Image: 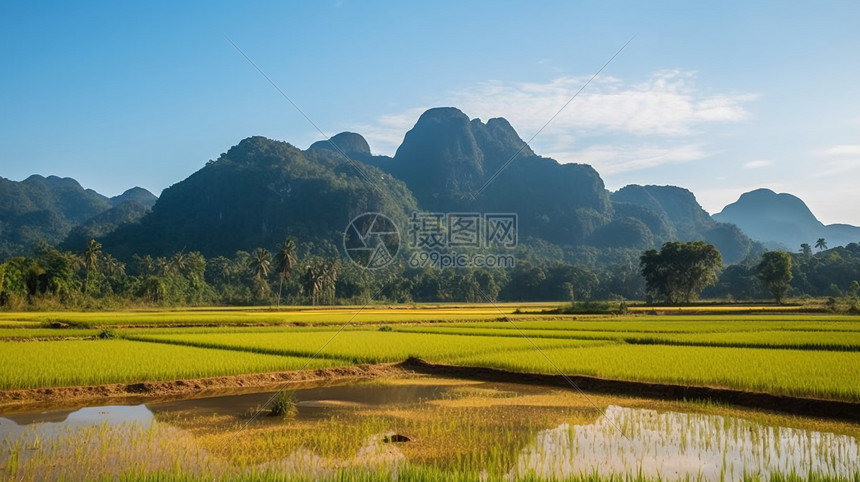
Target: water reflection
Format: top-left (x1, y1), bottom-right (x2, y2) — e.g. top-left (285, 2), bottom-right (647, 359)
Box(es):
top-left (0, 405), bottom-right (152, 440)
top-left (2, 384), bottom-right (859, 480)
top-left (509, 405), bottom-right (860, 480)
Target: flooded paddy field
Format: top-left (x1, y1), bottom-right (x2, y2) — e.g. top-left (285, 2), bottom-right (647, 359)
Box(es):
top-left (2, 308), bottom-right (859, 480)
top-left (2, 376), bottom-right (859, 481)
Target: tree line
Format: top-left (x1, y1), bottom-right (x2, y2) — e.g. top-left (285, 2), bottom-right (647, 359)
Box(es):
top-left (1, 237), bottom-right (858, 309)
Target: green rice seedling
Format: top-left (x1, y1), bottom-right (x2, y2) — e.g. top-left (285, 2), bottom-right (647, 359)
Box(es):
top-left (0, 339), bottom-right (344, 389)
top-left (125, 330), bottom-right (607, 365)
top-left (451, 344), bottom-right (860, 401)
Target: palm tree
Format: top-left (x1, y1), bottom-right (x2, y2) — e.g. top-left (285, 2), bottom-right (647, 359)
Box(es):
top-left (134, 254), bottom-right (155, 277)
top-left (248, 248), bottom-right (272, 301)
top-left (249, 248), bottom-right (272, 279)
top-left (320, 258), bottom-right (340, 305)
top-left (169, 251), bottom-right (189, 278)
top-left (207, 256), bottom-right (232, 286)
top-left (154, 257), bottom-right (170, 277)
top-left (184, 251), bottom-right (207, 286)
top-left (82, 239), bottom-right (102, 294)
top-left (303, 262), bottom-right (324, 306)
top-left (102, 254), bottom-right (126, 278)
top-left (273, 238), bottom-right (297, 309)
top-left (815, 238), bottom-right (828, 251)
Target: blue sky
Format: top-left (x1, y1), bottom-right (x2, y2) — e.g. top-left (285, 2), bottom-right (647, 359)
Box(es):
top-left (2, 1), bottom-right (859, 225)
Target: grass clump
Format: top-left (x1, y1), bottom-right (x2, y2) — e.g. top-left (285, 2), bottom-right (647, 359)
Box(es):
top-left (269, 391), bottom-right (297, 418)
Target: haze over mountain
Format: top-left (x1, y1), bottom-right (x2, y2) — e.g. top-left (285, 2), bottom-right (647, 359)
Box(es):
top-left (0, 175), bottom-right (156, 258)
top-left (7, 108), bottom-right (856, 266)
top-left (94, 107), bottom-right (757, 264)
top-left (713, 188), bottom-right (860, 250)
top-left (608, 185), bottom-right (753, 264)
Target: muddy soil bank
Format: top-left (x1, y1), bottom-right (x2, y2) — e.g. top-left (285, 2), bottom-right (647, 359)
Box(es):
top-left (3, 358), bottom-right (858, 422)
top-left (0, 363), bottom-right (412, 412)
top-left (403, 358), bottom-right (860, 422)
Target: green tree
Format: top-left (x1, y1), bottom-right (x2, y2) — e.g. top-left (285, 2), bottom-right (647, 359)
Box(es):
top-left (273, 238), bottom-right (298, 308)
top-left (303, 261), bottom-right (324, 305)
top-left (0, 262), bottom-right (6, 301)
top-left (815, 238), bottom-right (828, 251)
top-left (757, 251), bottom-right (793, 304)
top-left (248, 248), bottom-right (272, 301)
top-left (168, 251), bottom-right (190, 278)
top-left (34, 243), bottom-right (82, 302)
top-left (82, 239), bottom-right (102, 294)
top-left (848, 280), bottom-right (859, 298)
top-left (640, 241), bottom-right (723, 304)
top-left (320, 258), bottom-right (340, 305)
top-left (800, 243), bottom-right (812, 256)
top-left (301, 257), bottom-right (340, 305)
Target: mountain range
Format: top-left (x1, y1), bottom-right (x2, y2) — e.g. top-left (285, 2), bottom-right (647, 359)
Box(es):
top-left (0, 175), bottom-right (156, 259)
top-left (1, 107), bottom-right (856, 263)
top-left (713, 189), bottom-right (860, 250)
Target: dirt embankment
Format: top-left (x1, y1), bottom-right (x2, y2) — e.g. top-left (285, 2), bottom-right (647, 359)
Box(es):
top-left (0, 363), bottom-right (411, 412)
top-left (401, 358), bottom-right (860, 422)
top-left (2, 359), bottom-right (859, 423)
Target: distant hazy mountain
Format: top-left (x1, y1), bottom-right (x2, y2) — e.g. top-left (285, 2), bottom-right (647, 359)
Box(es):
top-left (0, 108), bottom-right (767, 266)
top-left (604, 185), bottom-right (755, 264)
top-left (110, 187), bottom-right (157, 208)
top-left (713, 188), bottom-right (860, 250)
top-left (0, 175), bottom-right (156, 258)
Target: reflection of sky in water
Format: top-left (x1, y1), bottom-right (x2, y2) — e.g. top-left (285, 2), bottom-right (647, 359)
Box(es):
top-left (2, 395), bottom-right (859, 479)
top-left (0, 405), bottom-right (152, 440)
top-left (509, 405), bottom-right (860, 480)
top-left (0, 404), bottom-right (154, 472)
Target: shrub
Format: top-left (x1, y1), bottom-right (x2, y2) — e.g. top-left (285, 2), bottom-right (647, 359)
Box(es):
top-left (269, 391), bottom-right (296, 418)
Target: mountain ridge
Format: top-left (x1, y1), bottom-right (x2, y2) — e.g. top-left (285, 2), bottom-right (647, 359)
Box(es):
top-left (93, 107), bottom-right (756, 263)
top-left (0, 175), bottom-right (156, 258)
top-left (713, 188), bottom-right (860, 250)
top-left (5, 108), bottom-right (855, 265)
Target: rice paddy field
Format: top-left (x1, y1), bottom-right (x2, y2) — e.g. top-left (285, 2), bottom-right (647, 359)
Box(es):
top-left (1, 304), bottom-right (859, 480)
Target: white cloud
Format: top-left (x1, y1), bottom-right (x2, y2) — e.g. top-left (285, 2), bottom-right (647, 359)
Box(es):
top-left (546, 143), bottom-right (710, 176)
top-left (820, 144), bottom-right (860, 157)
top-left (743, 160), bottom-right (773, 169)
top-left (448, 70), bottom-right (755, 138)
top-left (352, 107), bottom-right (428, 155)
top-left (811, 144), bottom-right (860, 179)
top-left (357, 70), bottom-right (756, 178)
top-left (810, 159), bottom-right (860, 179)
